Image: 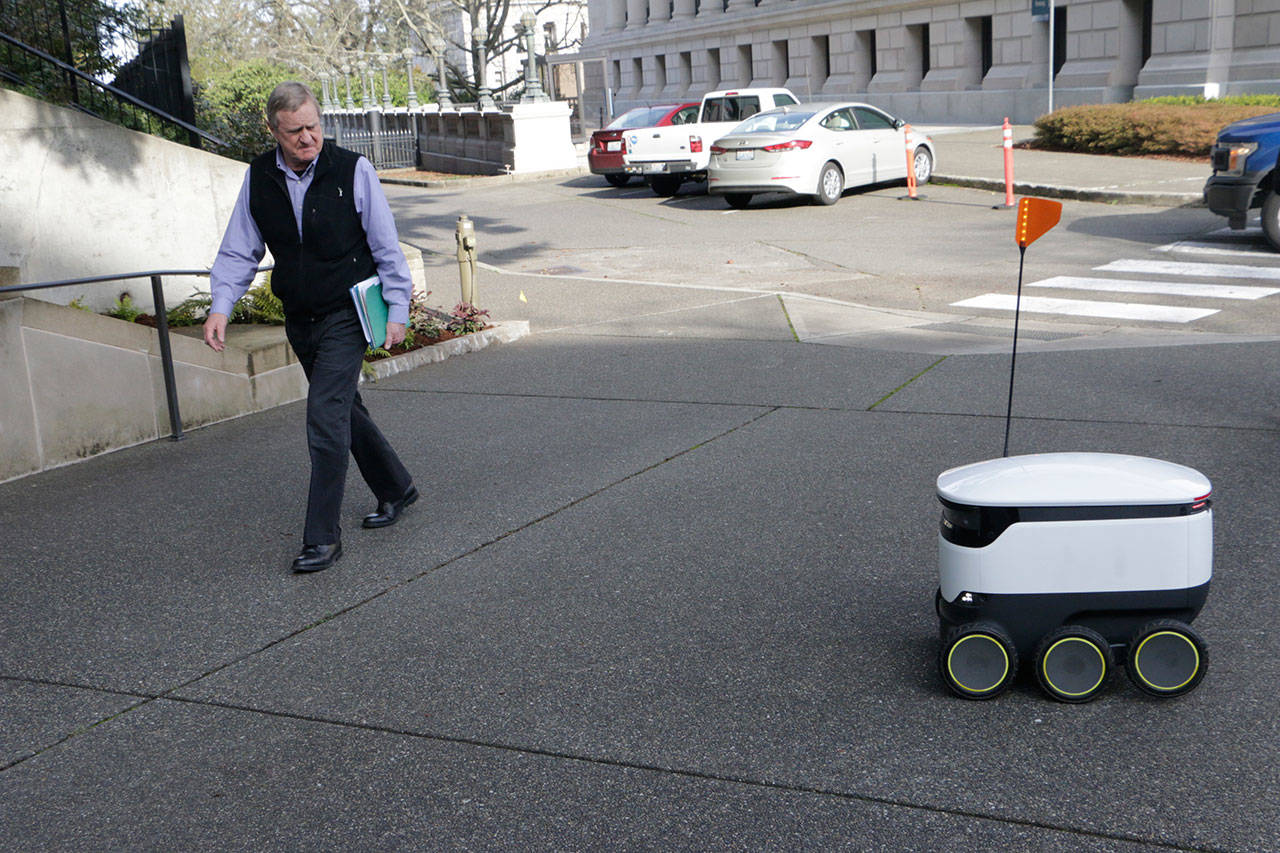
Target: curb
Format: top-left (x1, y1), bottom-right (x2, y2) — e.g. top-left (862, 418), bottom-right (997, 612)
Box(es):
top-left (935, 173), bottom-right (1204, 207)
top-left (380, 165), bottom-right (589, 190)
top-left (360, 320), bottom-right (530, 383)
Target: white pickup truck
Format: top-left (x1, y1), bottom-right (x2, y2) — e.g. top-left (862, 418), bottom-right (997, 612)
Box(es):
top-left (623, 87), bottom-right (799, 196)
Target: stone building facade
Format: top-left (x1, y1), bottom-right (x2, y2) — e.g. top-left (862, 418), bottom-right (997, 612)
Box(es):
top-left (580, 0), bottom-right (1280, 123)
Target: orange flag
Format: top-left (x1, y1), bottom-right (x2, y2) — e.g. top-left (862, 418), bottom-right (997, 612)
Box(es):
top-left (1016, 197), bottom-right (1062, 248)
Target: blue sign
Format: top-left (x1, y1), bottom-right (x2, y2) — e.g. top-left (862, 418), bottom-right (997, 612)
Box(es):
top-left (1031, 0), bottom-right (1050, 20)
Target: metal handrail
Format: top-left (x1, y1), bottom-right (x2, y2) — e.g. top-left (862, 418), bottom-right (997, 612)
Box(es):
top-left (0, 30), bottom-right (228, 149)
top-left (1, 266), bottom-right (271, 442)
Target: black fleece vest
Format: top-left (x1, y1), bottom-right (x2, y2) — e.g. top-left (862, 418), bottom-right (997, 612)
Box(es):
top-left (248, 144), bottom-right (377, 319)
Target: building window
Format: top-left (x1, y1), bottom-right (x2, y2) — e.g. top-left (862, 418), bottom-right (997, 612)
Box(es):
top-left (680, 51), bottom-right (693, 88)
top-left (980, 16), bottom-right (993, 79)
top-left (811, 35), bottom-right (830, 89)
top-left (856, 28), bottom-right (877, 82)
top-left (921, 23), bottom-right (931, 78)
top-left (656, 54), bottom-right (668, 90)
top-left (907, 24), bottom-right (929, 85)
top-left (772, 39), bottom-right (789, 86)
top-left (612, 59), bottom-right (622, 94)
top-left (1053, 6), bottom-right (1067, 76)
top-left (708, 47), bottom-right (721, 88)
top-left (738, 43), bottom-right (753, 84)
top-left (633, 56), bottom-right (644, 90)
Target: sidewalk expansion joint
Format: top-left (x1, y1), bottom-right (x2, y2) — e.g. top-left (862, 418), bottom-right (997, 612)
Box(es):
top-left (154, 694), bottom-right (1221, 853)
top-left (866, 357), bottom-right (948, 411)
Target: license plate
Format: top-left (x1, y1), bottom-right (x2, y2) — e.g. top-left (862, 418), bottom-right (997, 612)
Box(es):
top-left (735, 150), bottom-right (754, 161)
top-left (606, 141), bottom-right (621, 152)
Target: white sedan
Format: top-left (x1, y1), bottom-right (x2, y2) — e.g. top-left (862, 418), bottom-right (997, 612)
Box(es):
top-left (707, 102), bottom-right (935, 208)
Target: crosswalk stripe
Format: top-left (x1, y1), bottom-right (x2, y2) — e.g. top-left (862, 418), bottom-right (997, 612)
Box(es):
top-left (951, 294), bottom-right (1219, 323)
top-left (1029, 275), bottom-right (1280, 300)
top-left (1096, 259), bottom-right (1280, 281)
top-left (1153, 241), bottom-right (1276, 258)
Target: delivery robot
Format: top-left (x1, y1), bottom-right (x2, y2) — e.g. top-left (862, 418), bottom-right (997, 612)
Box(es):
top-left (935, 452), bottom-right (1212, 702)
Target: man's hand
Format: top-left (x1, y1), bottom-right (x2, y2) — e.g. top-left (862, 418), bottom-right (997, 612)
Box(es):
top-left (203, 312), bottom-right (229, 352)
top-left (385, 321), bottom-right (407, 348)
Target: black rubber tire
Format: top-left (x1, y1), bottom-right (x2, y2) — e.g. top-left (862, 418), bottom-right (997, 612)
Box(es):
top-left (604, 173), bottom-right (631, 188)
top-left (649, 176), bottom-right (682, 197)
top-left (814, 161), bottom-right (843, 206)
top-left (1262, 187), bottom-right (1280, 251)
top-left (725, 193), bottom-right (753, 209)
top-left (1034, 625), bottom-right (1113, 703)
top-left (1126, 619), bottom-right (1208, 698)
top-left (913, 147), bottom-right (934, 186)
top-left (939, 621), bottom-right (1018, 700)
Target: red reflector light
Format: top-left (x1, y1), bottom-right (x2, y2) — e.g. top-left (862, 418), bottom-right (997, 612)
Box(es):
top-left (761, 139), bottom-right (812, 152)
top-left (690, 135), bottom-right (703, 153)
top-left (709, 144), bottom-right (728, 154)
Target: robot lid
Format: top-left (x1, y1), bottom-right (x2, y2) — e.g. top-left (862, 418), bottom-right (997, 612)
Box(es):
top-left (937, 452), bottom-right (1211, 508)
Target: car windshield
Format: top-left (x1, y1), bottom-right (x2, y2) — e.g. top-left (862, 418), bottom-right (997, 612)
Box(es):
top-left (606, 106), bottom-right (675, 129)
top-left (732, 109), bottom-right (818, 134)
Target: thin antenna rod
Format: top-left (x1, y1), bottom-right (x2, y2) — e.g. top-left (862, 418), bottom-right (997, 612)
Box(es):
top-left (1003, 245), bottom-right (1028, 457)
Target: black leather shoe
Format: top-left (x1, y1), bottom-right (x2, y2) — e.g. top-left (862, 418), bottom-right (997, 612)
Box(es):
top-left (362, 486), bottom-right (419, 529)
top-left (292, 542), bottom-right (342, 573)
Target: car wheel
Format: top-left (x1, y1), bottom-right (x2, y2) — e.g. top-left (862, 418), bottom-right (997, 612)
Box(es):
top-left (815, 162), bottom-right (843, 206)
top-left (1034, 625), bottom-right (1112, 703)
top-left (605, 173), bottom-right (631, 188)
top-left (725, 193), bottom-right (752, 209)
top-left (1262, 187), bottom-right (1280, 251)
top-left (913, 147), bottom-right (934, 186)
top-left (939, 621), bottom-right (1018, 700)
top-left (1126, 619), bottom-right (1208, 698)
top-left (649, 176), bottom-right (682, 197)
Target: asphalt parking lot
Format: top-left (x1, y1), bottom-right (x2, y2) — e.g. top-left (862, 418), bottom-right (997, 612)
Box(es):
top-left (3, 152), bottom-right (1280, 849)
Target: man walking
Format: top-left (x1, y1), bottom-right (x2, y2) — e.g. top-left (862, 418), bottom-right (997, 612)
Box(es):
top-left (204, 81), bottom-right (418, 573)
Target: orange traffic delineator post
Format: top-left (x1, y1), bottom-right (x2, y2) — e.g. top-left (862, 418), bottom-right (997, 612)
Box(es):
top-left (901, 123), bottom-right (919, 200)
top-left (996, 117), bottom-right (1015, 209)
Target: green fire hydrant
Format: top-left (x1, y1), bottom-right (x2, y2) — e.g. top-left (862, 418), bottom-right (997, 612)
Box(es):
top-left (455, 214), bottom-right (477, 305)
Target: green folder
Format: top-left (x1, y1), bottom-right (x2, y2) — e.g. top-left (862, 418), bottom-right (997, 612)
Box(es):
top-left (349, 275), bottom-right (388, 348)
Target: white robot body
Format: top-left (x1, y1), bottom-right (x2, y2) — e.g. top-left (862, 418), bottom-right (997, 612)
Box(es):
top-left (935, 453), bottom-right (1213, 701)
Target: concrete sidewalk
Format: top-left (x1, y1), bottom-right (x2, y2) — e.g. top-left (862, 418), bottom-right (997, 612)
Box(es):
top-left (923, 124), bottom-right (1209, 206)
top-left (2, 252), bottom-right (1279, 849)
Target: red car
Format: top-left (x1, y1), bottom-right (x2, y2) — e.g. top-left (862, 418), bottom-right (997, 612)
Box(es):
top-left (589, 102), bottom-right (699, 187)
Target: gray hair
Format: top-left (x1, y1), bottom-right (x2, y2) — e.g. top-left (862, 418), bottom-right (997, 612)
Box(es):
top-left (265, 82), bottom-right (321, 129)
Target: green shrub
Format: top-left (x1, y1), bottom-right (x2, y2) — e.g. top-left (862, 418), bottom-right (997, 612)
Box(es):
top-left (1033, 101), bottom-right (1280, 157)
top-left (194, 60), bottom-right (310, 162)
top-left (107, 293), bottom-right (143, 322)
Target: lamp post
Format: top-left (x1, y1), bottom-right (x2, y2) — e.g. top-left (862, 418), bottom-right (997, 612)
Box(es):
top-left (472, 26), bottom-right (497, 110)
top-left (380, 61), bottom-right (393, 110)
top-left (318, 71), bottom-right (331, 109)
top-left (429, 34), bottom-right (453, 109)
top-left (402, 46), bottom-right (419, 109)
top-left (357, 59), bottom-right (371, 109)
top-left (518, 11), bottom-right (548, 102)
top-left (342, 63), bottom-right (355, 109)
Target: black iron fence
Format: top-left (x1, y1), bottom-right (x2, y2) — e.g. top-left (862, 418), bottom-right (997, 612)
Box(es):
top-left (0, 0), bottom-right (209, 148)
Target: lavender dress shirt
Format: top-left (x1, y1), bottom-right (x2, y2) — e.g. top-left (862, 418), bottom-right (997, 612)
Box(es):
top-left (209, 148), bottom-right (414, 325)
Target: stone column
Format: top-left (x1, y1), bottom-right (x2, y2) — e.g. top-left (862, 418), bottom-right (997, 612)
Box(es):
top-left (626, 0), bottom-right (647, 28)
top-left (672, 0), bottom-right (695, 21)
top-left (649, 0), bottom-right (671, 24)
top-left (606, 0), bottom-right (626, 31)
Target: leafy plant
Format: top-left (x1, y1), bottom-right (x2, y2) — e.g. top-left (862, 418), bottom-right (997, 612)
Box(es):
top-left (446, 302), bottom-right (490, 335)
top-left (67, 297), bottom-right (93, 312)
top-left (407, 291), bottom-right (443, 341)
top-left (107, 292), bottom-right (143, 322)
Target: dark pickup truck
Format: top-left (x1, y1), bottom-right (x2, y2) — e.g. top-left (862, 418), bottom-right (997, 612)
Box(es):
top-left (1204, 113), bottom-right (1280, 249)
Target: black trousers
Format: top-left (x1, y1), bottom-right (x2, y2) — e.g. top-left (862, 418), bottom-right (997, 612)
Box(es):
top-left (284, 306), bottom-right (413, 545)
